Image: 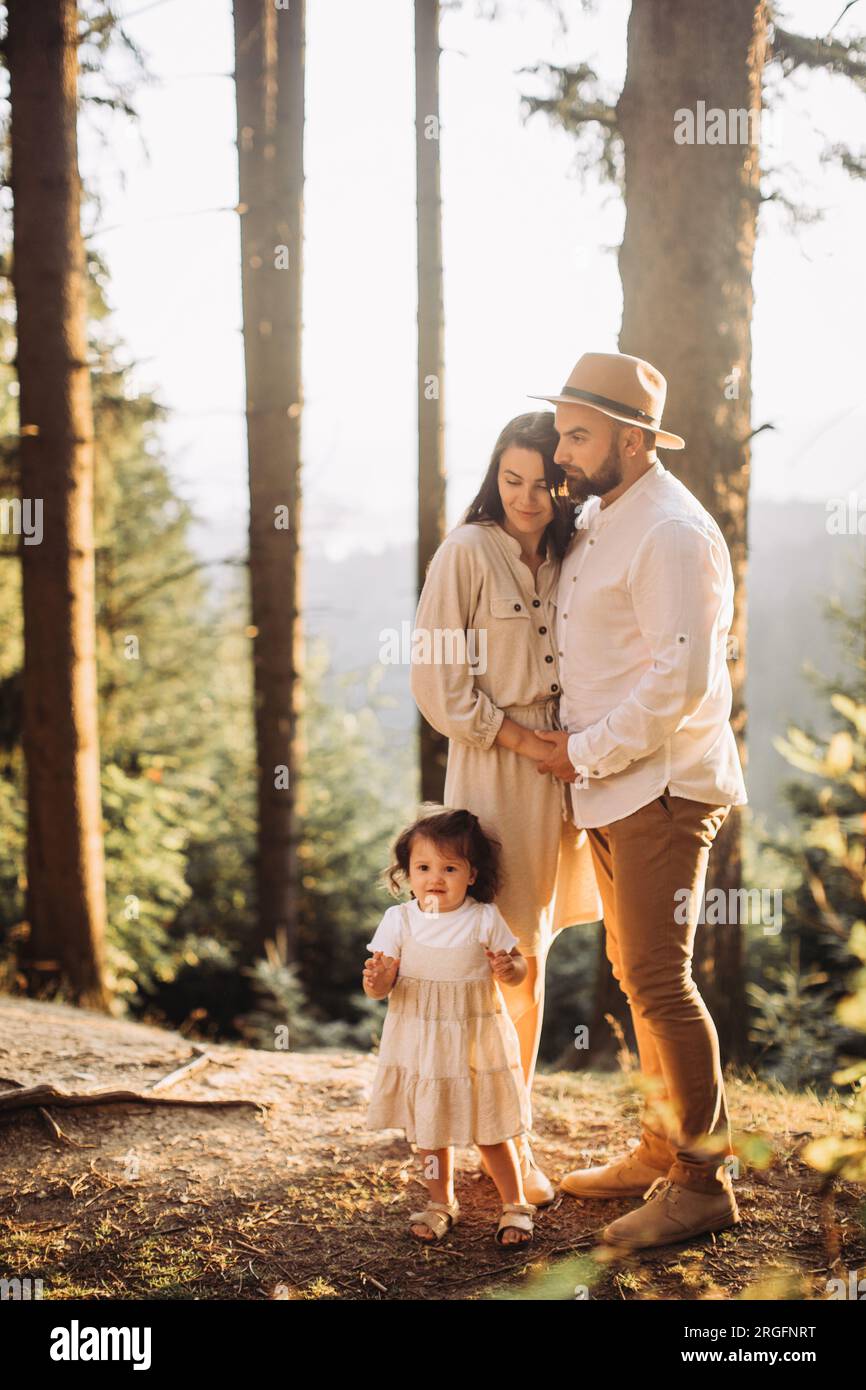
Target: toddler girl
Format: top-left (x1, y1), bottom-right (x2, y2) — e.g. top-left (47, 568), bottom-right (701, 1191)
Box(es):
top-left (363, 806), bottom-right (537, 1246)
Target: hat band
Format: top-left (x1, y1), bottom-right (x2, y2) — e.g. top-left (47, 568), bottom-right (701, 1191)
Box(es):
top-left (560, 386), bottom-right (658, 426)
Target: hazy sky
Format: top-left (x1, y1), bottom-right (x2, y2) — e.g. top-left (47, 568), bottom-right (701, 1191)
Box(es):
top-left (82, 0), bottom-right (866, 563)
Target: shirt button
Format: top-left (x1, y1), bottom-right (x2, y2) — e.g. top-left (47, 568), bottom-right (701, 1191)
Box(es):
top-left (532, 599), bottom-right (541, 608)
top-left (544, 654), bottom-right (554, 663)
top-left (558, 650), bottom-right (564, 657)
top-left (538, 626), bottom-right (547, 634)
top-left (513, 603), bottom-right (522, 612)
top-left (571, 575), bottom-right (577, 582)
top-left (588, 539), bottom-right (595, 546)
top-left (550, 683), bottom-right (559, 693)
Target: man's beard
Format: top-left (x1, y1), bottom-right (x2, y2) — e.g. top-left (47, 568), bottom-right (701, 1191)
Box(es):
top-left (565, 437), bottom-right (623, 501)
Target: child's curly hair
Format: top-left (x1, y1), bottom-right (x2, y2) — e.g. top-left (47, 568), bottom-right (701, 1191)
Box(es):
top-left (384, 804), bottom-right (502, 903)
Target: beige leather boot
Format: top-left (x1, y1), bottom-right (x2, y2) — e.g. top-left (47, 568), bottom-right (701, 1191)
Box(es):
top-left (559, 1151), bottom-right (669, 1199)
top-left (600, 1174), bottom-right (741, 1250)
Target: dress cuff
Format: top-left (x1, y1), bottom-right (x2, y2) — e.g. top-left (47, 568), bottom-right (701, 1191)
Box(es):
top-left (476, 700), bottom-right (506, 751)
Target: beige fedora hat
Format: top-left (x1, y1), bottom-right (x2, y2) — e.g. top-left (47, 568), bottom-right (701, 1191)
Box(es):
top-left (529, 351), bottom-right (685, 450)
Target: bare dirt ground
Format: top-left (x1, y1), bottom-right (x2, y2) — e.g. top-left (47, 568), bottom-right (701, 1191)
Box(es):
top-left (1, 995), bottom-right (864, 1301)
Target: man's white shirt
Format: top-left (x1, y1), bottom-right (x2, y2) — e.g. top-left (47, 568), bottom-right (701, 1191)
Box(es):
top-left (556, 459), bottom-right (748, 829)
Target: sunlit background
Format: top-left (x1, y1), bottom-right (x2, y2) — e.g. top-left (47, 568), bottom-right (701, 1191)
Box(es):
top-left (51, 0), bottom-right (866, 828)
top-left (88, 0), bottom-right (866, 566)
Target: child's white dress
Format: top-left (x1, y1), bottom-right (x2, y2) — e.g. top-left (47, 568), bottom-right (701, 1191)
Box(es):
top-left (365, 896), bottom-right (533, 1149)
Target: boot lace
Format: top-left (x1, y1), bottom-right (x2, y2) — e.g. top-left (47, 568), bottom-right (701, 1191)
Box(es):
top-left (642, 1176), bottom-right (677, 1203)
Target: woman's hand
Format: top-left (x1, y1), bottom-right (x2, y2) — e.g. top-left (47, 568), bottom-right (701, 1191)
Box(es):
top-left (494, 716), bottom-right (557, 763)
top-left (485, 947), bottom-right (527, 986)
top-left (534, 729), bottom-right (578, 781)
top-left (363, 951), bottom-right (399, 999)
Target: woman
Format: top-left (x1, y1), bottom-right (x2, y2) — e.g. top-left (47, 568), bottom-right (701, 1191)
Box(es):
top-left (410, 411), bottom-right (603, 1204)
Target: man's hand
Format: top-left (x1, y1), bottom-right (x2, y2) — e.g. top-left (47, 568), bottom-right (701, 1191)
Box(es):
top-left (533, 729), bottom-right (577, 782)
top-left (363, 951), bottom-right (399, 998)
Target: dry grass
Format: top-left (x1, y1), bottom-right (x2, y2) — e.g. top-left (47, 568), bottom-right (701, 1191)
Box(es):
top-left (0, 996), bottom-right (864, 1301)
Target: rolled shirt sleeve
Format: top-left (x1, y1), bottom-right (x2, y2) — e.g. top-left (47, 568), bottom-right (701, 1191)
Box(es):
top-left (566, 518), bottom-right (729, 780)
top-left (410, 539), bottom-right (506, 750)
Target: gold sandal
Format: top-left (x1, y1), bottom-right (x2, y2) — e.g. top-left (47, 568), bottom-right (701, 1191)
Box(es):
top-left (495, 1201), bottom-right (537, 1246)
top-left (408, 1198), bottom-right (459, 1243)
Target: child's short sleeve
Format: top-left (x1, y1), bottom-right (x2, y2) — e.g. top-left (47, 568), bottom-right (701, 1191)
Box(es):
top-left (366, 905), bottom-right (404, 959)
top-left (480, 903), bottom-right (520, 953)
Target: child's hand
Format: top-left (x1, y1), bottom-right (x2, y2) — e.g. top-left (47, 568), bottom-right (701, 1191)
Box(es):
top-left (363, 950), bottom-right (399, 998)
top-left (485, 947), bottom-right (520, 984)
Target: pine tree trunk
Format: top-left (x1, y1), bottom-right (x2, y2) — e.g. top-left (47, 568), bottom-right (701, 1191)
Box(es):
top-left (233, 0), bottom-right (305, 961)
top-left (415, 0), bottom-right (448, 803)
top-left (7, 0), bottom-right (109, 1008)
top-left (616, 0), bottom-right (768, 1061)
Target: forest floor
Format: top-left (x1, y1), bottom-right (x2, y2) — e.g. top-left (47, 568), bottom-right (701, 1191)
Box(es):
top-left (0, 995), bottom-right (864, 1302)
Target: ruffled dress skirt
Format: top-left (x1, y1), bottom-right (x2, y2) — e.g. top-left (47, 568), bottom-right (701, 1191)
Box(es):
top-left (366, 933), bottom-right (532, 1150)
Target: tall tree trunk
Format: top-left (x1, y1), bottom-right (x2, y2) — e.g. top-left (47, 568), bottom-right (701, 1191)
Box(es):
top-left (7, 0), bottom-right (109, 1008)
top-left (415, 0), bottom-right (448, 803)
top-left (617, 0), bottom-right (768, 1061)
top-left (233, 0), bottom-right (305, 961)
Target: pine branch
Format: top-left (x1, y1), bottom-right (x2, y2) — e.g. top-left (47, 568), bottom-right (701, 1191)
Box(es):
top-left (826, 1), bottom-right (864, 38)
top-left (770, 22), bottom-right (866, 92)
top-left (519, 61), bottom-right (621, 186)
top-left (823, 141), bottom-right (866, 176)
top-left (100, 555), bottom-right (246, 624)
top-left (519, 60), bottom-right (618, 129)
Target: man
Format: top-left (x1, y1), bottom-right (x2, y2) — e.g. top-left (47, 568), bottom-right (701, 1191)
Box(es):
top-left (529, 351), bottom-right (748, 1251)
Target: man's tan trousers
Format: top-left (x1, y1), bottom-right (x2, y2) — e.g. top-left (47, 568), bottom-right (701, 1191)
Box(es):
top-left (586, 789), bottom-right (733, 1194)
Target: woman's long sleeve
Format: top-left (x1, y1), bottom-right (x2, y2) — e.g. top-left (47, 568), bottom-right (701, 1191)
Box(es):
top-left (409, 538), bottom-right (505, 750)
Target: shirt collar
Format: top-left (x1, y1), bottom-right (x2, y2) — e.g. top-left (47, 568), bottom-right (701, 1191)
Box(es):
top-left (411, 896), bottom-right (473, 920)
top-left (488, 522), bottom-right (556, 590)
top-left (492, 524), bottom-right (524, 556)
top-left (574, 460), bottom-right (665, 533)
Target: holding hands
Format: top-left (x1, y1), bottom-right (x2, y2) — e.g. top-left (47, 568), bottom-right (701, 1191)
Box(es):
top-left (533, 729), bottom-right (577, 782)
top-left (498, 719), bottom-right (576, 782)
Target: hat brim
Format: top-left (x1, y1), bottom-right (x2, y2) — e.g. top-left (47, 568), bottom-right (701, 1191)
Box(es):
top-left (527, 393), bottom-right (685, 450)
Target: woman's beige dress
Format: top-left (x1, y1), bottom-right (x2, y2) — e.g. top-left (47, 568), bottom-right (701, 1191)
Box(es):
top-left (410, 520), bottom-right (602, 956)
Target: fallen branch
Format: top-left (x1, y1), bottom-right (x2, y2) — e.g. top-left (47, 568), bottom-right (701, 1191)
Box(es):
top-left (0, 1046), bottom-right (263, 1119)
top-left (0, 1082), bottom-right (263, 1116)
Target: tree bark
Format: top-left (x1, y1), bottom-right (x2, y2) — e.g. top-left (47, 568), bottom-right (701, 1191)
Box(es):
top-left (7, 0), bottom-right (109, 1008)
top-left (617, 0), bottom-right (769, 1061)
top-left (415, 0), bottom-right (448, 802)
top-left (233, 0), bottom-right (305, 960)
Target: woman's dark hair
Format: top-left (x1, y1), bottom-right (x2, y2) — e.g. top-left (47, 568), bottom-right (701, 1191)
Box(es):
top-left (460, 410), bottom-right (574, 562)
top-left (384, 805), bottom-right (502, 903)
